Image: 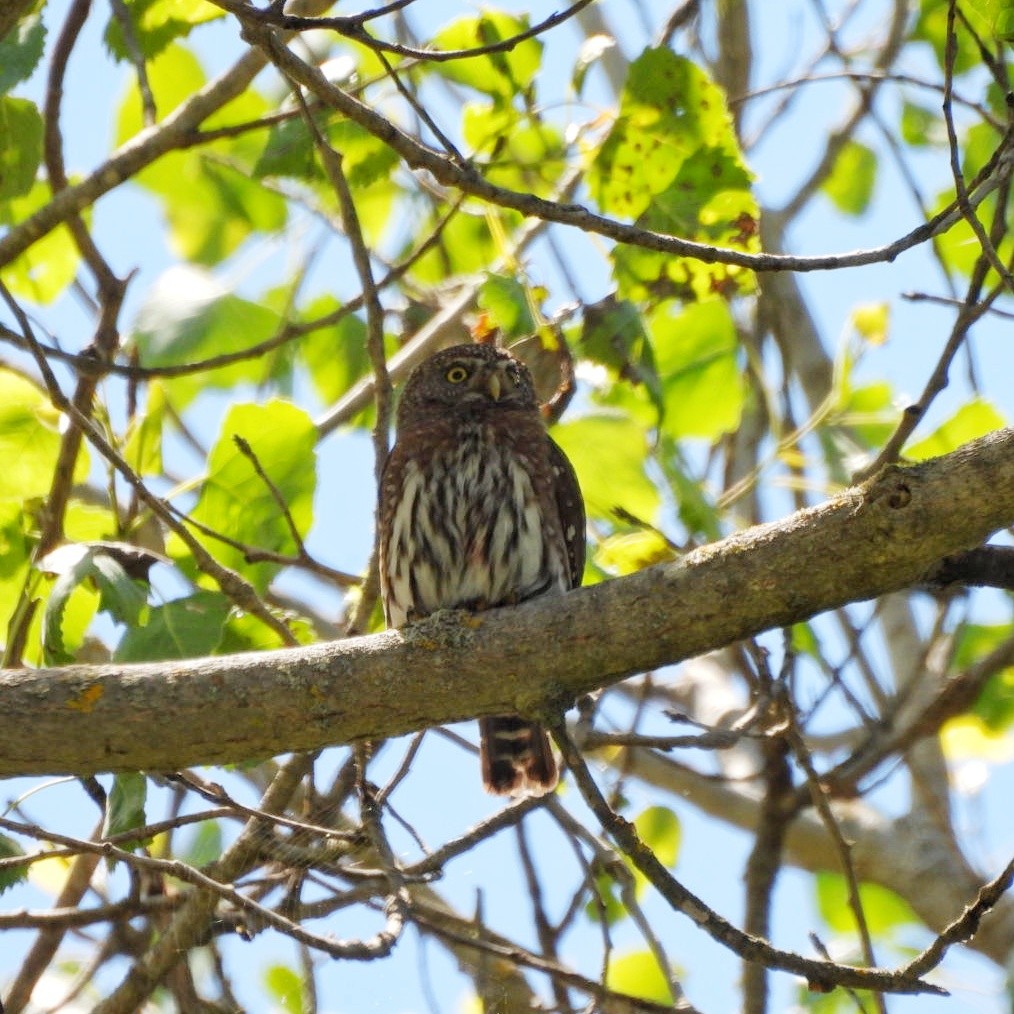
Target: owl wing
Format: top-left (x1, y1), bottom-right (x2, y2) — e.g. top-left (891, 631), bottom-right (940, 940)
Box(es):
top-left (547, 436), bottom-right (585, 590)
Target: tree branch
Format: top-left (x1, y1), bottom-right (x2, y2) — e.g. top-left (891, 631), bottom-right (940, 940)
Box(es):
top-left (3, 429), bottom-right (1013, 777)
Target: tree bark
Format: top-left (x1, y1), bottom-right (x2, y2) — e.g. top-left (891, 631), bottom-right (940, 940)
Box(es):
top-left (3, 429), bottom-right (1013, 777)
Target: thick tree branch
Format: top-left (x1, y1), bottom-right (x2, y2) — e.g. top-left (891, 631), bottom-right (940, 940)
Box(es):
top-left (2, 429), bottom-right (1013, 777)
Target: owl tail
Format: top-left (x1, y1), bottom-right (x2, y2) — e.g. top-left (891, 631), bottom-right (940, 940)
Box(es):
top-left (479, 716), bottom-right (558, 796)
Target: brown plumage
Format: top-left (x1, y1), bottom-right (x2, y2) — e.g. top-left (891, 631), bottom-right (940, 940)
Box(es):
top-left (378, 343), bottom-right (585, 795)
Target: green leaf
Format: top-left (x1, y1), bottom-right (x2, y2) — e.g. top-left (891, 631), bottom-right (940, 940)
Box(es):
top-left (834, 380), bottom-right (897, 449)
top-left (816, 873), bottom-right (920, 936)
top-left (116, 45), bottom-right (286, 263)
top-left (90, 553), bottom-right (149, 626)
top-left (0, 500), bottom-right (32, 636)
top-left (115, 41), bottom-right (205, 143)
top-left (651, 299), bottom-right (744, 440)
top-left (822, 140), bottom-right (877, 215)
top-left (41, 545), bottom-right (145, 664)
top-left (431, 12), bottom-right (542, 100)
top-left (0, 180), bottom-right (81, 303)
top-left (583, 868), bottom-right (628, 925)
top-left (904, 398), bottom-right (1006, 461)
top-left (0, 96), bottom-right (42, 199)
top-left (264, 963), bottom-right (303, 1014)
top-left (900, 101), bottom-right (942, 146)
top-left (579, 296), bottom-right (663, 416)
top-left (551, 415), bottom-right (660, 524)
top-left (912, 0), bottom-right (982, 74)
top-left (634, 805), bottom-right (681, 867)
top-left (105, 0), bottom-right (222, 61)
top-left (174, 400), bottom-right (317, 592)
top-left (102, 773), bottom-right (148, 853)
top-left (593, 50), bottom-right (758, 303)
top-left (595, 530), bottom-right (674, 576)
top-left (0, 833), bottom-right (27, 895)
top-left (0, 7), bottom-right (45, 94)
top-left (850, 302), bottom-right (889, 345)
top-left (181, 820), bottom-right (223, 867)
top-left (217, 607), bottom-right (315, 653)
top-left (410, 209), bottom-right (518, 283)
top-left (951, 624), bottom-right (1014, 731)
top-left (604, 949), bottom-right (673, 1005)
top-left (462, 103), bottom-right (566, 195)
top-left (131, 267), bottom-right (285, 406)
top-left (0, 369), bottom-right (87, 500)
top-left (478, 274), bottom-right (536, 339)
top-left (123, 382), bottom-right (165, 476)
top-left (114, 590), bottom-right (231, 662)
top-left (590, 48), bottom-right (712, 220)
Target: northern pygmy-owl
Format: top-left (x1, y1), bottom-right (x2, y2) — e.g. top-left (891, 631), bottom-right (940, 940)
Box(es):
top-left (378, 343), bottom-right (585, 795)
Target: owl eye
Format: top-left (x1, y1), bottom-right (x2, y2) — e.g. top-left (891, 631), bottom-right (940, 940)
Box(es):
top-left (445, 365), bottom-right (470, 384)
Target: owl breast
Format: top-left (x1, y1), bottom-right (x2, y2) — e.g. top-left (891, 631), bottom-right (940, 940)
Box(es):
top-left (381, 423), bottom-right (570, 626)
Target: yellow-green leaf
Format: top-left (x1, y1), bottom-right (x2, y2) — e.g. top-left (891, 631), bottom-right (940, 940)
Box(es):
top-left (850, 302), bottom-right (889, 345)
top-left (904, 398), bottom-right (1005, 460)
top-left (605, 949), bottom-right (673, 1004)
top-left (816, 873), bottom-right (920, 936)
top-left (822, 140), bottom-right (877, 216)
top-left (551, 415), bottom-right (660, 523)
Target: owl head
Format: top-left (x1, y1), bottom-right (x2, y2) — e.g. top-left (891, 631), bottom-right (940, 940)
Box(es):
top-left (396, 344), bottom-right (539, 424)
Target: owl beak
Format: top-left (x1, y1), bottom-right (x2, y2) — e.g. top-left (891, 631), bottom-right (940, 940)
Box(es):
top-left (485, 369), bottom-right (503, 402)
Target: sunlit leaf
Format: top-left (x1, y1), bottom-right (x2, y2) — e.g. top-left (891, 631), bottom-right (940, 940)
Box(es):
top-left (551, 414), bottom-right (659, 522)
top-left (594, 50), bottom-right (758, 302)
top-left (462, 103), bottom-right (566, 195)
top-left (595, 530), bottom-right (674, 575)
top-left (218, 607), bottom-right (316, 652)
top-left (816, 872), bottom-right (920, 935)
top-left (941, 715), bottom-right (1014, 762)
top-left (431, 12), bottom-right (542, 100)
top-left (105, 0), bottom-right (223, 61)
top-left (850, 302), bottom-right (889, 345)
top-left (834, 381), bottom-right (897, 448)
top-left (0, 369), bottom-right (85, 500)
top-left (912, 1), bottom-right (982, 74)
top-left (904, 399), bottom-right (1006, 460)
top-left (124, 381), bottom-right (165, 476)
top-left (115, 41), bottom-right (205, 142)
top-left (583, 868), bottom-right (628, 925)
top-left (604, 949), bottom-right (673, 1004)
top-left (822, 140), bottom-right (876, 215)
top-left (264, 963), bottom-right (303, 1014)
top-left (634, 805), bottom-right (681, 867)
top-left (410, 208), bottom-right (520, 283)
top-left (651, 299), bottom-right (744, 439)
top-left (478, 274), bottom-right (535, 339)
top-left (131, 266), bottom-right (286, 405)
top-left (172, 400), bottom-right (317, 592)
top-left (116, 45), bottom-right (286, 262)
top-left (0, 180), bottom-right (81, 303)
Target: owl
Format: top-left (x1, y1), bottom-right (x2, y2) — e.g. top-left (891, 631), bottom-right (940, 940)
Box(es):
top-left (378, 343), bottom-right (585, 795)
